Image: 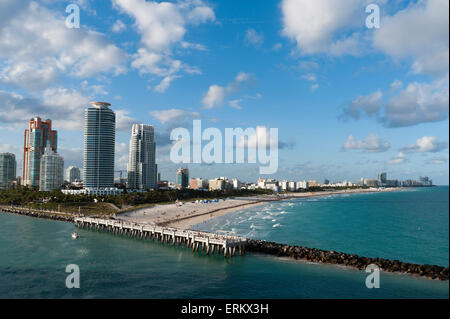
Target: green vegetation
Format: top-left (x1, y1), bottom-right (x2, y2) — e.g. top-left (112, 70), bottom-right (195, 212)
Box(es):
top-left (0, 186), bottom-right (273, 216)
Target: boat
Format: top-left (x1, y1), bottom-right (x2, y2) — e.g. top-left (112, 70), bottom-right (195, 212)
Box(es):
top-left (71, 232), bottom-right (79, 239)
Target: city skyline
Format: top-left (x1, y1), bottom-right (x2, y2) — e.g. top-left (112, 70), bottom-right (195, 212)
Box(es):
top-left (0, 0), bottom-right (448, 185)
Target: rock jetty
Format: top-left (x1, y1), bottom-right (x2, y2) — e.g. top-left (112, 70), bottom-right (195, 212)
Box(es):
top-left (246, 239), bottom-right (449, 281)
top-left (0, 206), bottom-right (74, 222)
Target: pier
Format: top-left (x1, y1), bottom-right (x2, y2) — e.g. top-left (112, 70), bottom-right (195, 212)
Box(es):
top-left (74, 217), bottom-right (247, 258)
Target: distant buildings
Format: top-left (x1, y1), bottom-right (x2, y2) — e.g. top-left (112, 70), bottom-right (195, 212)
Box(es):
top-left (127, 124), bottom-right (157, 190)
top-left (257, 178), bottom-right (280, 192)
top-left (308, 180), bottom-right (319, 187)
top-left (366, 179), bottom-right (379, 187)
top-left (66, 166), bottom-right (81, 183)
top-left (23, 117), bottom-right (57, 187)
top-left (378, 172), bottom-right (387, 185)
top-left (190, 178), bottom-right (209, 190)
top-left (39, 147), bottom-right (64, 192)
top-left (232, 178), bottom-right (242, 190)
top-left (296, 180), bottom-right (308, 189)
top-left (419, 176), bottom-right (433, 186)
top-left (176, 168), bottom-right (189, 189)
top-left (209, 178), bottom-right (230, 191)
top-left (0, 153), bottom-right (16, 190)
top-left (83, 102), bottom-right (116, 190)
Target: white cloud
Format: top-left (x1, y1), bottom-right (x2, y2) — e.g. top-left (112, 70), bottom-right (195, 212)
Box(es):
top-left (298, 61), bottom-right (319, 70)
top-left (272, 43), bottom-right (283, 51)
top-left (301, 73), bottom-right (317, 82)
top-left (112, 19), bottom-right (127, 33)
top-left (116, 109), bottom-right (139, 132)
top-left (390, 79), bottom-right (403, 91)
top-left (202, 72), bottom-right (252, 109)
top-left (154, 75), bottom-right (182, 93)
top-left (401, 136), bottom-right (448, 153)
top-left (0, 87), bottom-right (136, 131)
top-left (373, 0), bottom-right (449, 76)
top-left (343, 78), bottom-right (449, 127)
top-left (115, 142), bottom-right (130, 171)
top-left (281, 0), bottom-right (370, 56)
top-left (0, 140), bottom-right (21, 155)
top-left (343, 134), bottom-right (390, 153)
top-left (203, 85), bottom-right (227, 109)
top-left (388, 152), bottom-right (407, 165)
top-left (0, 1), bottom-right (127, 91)
top-left (229, 99), bottom-right (243, 110)
top-left (245, 28), bottom-right (264, 47)
top-left (426, 156), bottom-right (448, 165)
top-left (150, 109), bottom-right (202, 124)
top-left (112, 0), bottom-right (215, 92)
top-left (236, 126), bottom-right (278, 149)
top-left (343, 91), bottom-right (383, 119)
top-left (0, 88), bottom-right (89, 130)
top-left (383, 79), bottom-right (449, 127)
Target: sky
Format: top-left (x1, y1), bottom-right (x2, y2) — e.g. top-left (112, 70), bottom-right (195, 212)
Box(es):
top-left (0, 0), bottom-right (448, 185)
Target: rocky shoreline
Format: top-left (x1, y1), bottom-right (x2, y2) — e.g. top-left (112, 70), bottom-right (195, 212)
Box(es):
top-left (1, 207), bottom-right (448, 281)
top-left (246, 239), bottom-right (449, 281)
top-left (0, 206), bottom-right (75, 222)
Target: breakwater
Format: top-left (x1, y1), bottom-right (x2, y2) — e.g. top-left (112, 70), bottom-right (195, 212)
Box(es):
top-left (0, 206), bottom-right (74, 222)
top-left (1, 206), bottom-right (448, 280)
top-left (246, 239), bottom-right (449, 281)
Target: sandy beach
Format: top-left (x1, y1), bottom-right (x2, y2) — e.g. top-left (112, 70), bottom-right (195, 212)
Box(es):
top-left (118, 188), bottom-right (399, 229)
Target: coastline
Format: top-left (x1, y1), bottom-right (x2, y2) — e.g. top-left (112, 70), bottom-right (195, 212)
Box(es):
top-left (1, 187), bottom-right (448, 281)
top-left (122, 187), bottom-right (400, 230)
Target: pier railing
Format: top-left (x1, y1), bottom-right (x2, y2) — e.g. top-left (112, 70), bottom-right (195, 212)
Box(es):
top-left (74, 217), bottom-right (247, 257)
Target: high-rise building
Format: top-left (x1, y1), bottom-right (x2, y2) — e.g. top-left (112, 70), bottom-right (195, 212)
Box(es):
top-left (176, 168), bottom-right (189, 189)
top-left (39, 147), bottom-right (64, 192)
top-left (23, 117), bottom-right (57, 187)
top-left (83, 102), bottom-right (116, 189)
top-left (127, 124), bottom-right (157, 190)
top-left (0, 152), bottom-right (16, 190)
top-left (378, 172), bottom-right (387, 185)
top-left (66, 166), bottom-right (81, 183)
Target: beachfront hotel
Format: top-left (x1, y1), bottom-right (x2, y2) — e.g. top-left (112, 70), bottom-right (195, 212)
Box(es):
top-left (127, 124), bottom-right (157, 190)
top-left (22, 118), bottom-right (57, 188)
top-left (0, 152), bottom-right (16, 190)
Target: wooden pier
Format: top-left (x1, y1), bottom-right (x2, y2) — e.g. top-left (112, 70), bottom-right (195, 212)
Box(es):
top-left (74, 217), bottom-right (247, 258)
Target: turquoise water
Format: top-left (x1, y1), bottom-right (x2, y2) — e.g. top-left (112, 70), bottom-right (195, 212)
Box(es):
top-left (0, 187), bottom-right (448, 298)
top-left (194, 187), bottom-right (449, 267)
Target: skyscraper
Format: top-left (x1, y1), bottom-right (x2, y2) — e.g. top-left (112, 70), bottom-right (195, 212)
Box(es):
top-left (23, 118), bottom-right (57, 187)
top-left (39, 147), bottom-right (64, 192)
top-left (378, 172), bottom-right (387, 185)
top-left (127, 124), bottom-right (157, 190)
top-left (176, 168), bottom-right (189, 189)
top-left (83, 102), bottom-right (116, 189)
top-left (66, 166), bottom-right (81, 183)
top-left (0, 153), bottom-right (16, 190)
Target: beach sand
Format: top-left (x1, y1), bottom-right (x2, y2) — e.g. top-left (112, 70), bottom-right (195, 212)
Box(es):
top-left (118, 188), bottom-right (399, 230)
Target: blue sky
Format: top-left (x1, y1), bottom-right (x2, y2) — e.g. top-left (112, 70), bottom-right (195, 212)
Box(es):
top-left (0, 0), bottom-right (448, 184)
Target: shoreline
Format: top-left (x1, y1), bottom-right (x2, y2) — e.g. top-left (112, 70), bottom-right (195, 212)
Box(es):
top-left (1, 192), bottom-right (448, 281)
top-left (148, 187), bottom-right (402, 229)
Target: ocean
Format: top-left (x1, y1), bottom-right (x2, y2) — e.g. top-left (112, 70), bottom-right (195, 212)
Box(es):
top-left (0, 187), bottom-right (448, 298)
